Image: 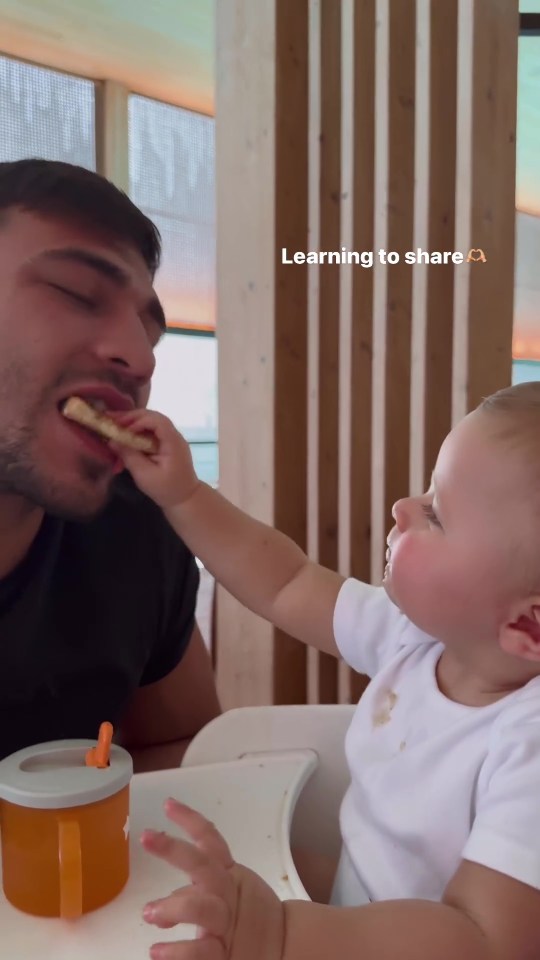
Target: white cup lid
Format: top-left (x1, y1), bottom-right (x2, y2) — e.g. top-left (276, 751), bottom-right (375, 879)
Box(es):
top-left (0, 740), bottom-right (133, 809)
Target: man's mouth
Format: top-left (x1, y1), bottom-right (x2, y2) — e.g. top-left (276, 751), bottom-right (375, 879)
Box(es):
top-left (57, 385), bottom-right (134, 416)
top-left (64, 396), bottom-right (107, 413)
top-left (56, 391), bottom-right (130, 470)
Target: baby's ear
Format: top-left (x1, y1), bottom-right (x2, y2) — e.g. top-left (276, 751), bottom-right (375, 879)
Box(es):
top-left (499, 602), bottom-right (540, 662)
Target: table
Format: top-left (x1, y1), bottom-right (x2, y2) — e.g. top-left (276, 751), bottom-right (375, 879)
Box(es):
top-left (1, 749), bottom-right (317, 959)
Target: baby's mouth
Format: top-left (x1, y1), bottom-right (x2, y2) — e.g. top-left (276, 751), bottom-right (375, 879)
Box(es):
top-left (384, 544), bottom-right (392, 578)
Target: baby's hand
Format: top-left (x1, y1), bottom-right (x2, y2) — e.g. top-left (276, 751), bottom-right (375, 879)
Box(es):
top-left (141, 799), bottom-right (285, 960)
top-left (108, 410), bottom-right (200, 509)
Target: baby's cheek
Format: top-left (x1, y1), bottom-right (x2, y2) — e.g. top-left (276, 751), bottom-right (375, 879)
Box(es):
top-left (392, 536), bottom-right (426, 580)
top-left (392, 541), bottom-right (451, 618)
top-left (387, 539), bottom-right (424, 601)
top-left (418, 558), bottom-right (480, 629)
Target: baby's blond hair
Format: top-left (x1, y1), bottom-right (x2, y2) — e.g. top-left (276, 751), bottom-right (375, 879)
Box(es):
top-left (479, 381), bottom-right (540, 592)
top-left (479, 381), bottom-right (540, 460)
top-left (480, 380), bottom-right (540, 420)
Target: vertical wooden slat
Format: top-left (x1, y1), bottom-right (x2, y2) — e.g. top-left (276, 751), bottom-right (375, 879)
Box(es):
top-left (273, 0), bottom-right (310, 704)
top-left (453, 0), bottom-right (518, 422)
top-left (452, 0), bottom-right (474, 424)
top-left (94, 80), bottom-right (129, 191)
top-left (306, 0), bottom-right (321, 705)
top-left (384, 1), bottom-right (416, 530)
top-left (370, 0), bottom-right (390, 583)
top-left (409, 0), bottom-right (429, 498)
top-left (422, 1), bottom-right (458, 486)
top-left (343, 0), bottom-right (376, 705)
top-left (465, 0), bottom-right (518, 409)
top-left (313, 0), bottom-right (342, 703)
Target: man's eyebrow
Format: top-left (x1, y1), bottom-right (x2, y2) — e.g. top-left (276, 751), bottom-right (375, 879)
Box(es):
top-left (38, 247), bottom-right (130, 284)
top-left (37, 247), bottom-right (166, 333)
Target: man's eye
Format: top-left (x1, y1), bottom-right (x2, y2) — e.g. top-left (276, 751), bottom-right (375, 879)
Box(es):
top-left (50, 284), bottom-right (96, 309)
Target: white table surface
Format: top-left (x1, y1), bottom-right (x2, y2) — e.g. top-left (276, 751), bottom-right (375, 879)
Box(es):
top-left (1, 749), bottom-right (317, 959)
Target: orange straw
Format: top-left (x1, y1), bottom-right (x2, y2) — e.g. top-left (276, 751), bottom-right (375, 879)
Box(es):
top-left (85, 721), bottom-right (113, 768)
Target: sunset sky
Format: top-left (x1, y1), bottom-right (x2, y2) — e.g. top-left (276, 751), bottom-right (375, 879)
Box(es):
top-left (514, 29), bottom-right (540, 359)
top-left (142, 23), bottom-right (540, 357)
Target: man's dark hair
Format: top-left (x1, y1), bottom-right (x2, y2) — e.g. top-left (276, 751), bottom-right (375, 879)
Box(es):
top-left (0, 158), bottom-right (161, 277)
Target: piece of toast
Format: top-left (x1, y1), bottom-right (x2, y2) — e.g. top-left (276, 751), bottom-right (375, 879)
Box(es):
top-left (62, 396), bottom-right (157, 454)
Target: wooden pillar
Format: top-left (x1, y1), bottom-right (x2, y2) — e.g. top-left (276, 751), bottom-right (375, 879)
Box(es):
top-left (215, 0), bottom-right (309, 708)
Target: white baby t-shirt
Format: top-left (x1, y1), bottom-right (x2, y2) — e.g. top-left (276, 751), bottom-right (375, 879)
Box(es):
top-left (331, 577), bottom-right (540, 906)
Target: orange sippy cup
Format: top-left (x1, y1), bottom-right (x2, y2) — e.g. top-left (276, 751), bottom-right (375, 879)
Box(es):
top-left (0, 722), bottom-right (132, 919)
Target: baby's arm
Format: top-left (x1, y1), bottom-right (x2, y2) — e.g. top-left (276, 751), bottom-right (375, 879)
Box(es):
top-left (110, 410), bottom-right (343, 656)
top-left (282, 858), bottom-right (540, 960)
top-left (166, 482), bottom-right (343, 655)
top-left (142, 802), bottom-right (524, 960)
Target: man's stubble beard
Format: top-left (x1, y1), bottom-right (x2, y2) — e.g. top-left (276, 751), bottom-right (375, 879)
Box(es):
top-left (0, 361), bottom-right (134, 521)
top-left (0, 407), bottom-right (115, 522)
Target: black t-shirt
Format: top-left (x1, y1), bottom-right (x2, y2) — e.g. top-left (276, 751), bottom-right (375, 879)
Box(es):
top-left (0, 475), bottom-right (199, 760)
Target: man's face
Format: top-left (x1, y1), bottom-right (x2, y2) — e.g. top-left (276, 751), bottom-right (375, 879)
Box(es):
top-left (0, 209), bottom-right (165, 520)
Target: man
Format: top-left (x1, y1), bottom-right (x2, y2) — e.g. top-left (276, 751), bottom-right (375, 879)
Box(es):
top-left (0, 158), bottom-right (221, 770)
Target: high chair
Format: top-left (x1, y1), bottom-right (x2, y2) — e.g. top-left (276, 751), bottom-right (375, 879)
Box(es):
top-left (1, 708), bottom-right (355, 956)
top-left (182, 704), bottom-right (355, 897)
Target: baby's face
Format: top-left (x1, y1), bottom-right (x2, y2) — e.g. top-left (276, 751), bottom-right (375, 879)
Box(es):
top-left (384, 411), bottom-right (530, 646)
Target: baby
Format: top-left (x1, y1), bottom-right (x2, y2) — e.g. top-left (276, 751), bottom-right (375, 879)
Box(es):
top-left (110, 381), bottom-right (540, 960)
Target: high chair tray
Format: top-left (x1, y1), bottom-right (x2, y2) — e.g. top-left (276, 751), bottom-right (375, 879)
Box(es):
top-left (1, 748), bottom-right (317, 959)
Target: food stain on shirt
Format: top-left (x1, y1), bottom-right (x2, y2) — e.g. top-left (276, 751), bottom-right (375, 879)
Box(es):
top-left (373, 689), bottom-right (398, 727)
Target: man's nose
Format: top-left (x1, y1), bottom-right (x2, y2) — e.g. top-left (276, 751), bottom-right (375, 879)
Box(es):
top-left (392, 498), bottom-right (412, 532)
top-left (95, 311), bottom-right (156, 385)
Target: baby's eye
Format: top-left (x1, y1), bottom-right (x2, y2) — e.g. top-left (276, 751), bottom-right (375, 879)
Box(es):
top-left (422, 504), bottom-right (442, 528)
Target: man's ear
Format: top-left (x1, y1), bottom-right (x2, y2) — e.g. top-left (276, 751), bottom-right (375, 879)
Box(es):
top-left (500, 601), bottom-right (540, 662)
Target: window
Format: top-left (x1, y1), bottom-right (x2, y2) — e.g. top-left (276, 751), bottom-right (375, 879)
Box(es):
top-left (520, 2), bottom-right (540, 14)
top-left (128, 94), bottom-right (215, 331)
top-left (513, 17), bottom-right (540, 384)
top-left (149, 332), bottom-right (218, 485)
top-left (0, 56), bottom-right (218, 484)
top-left (0, 56), bottom-right (95, 168)
top-left (128, 94), bottom-right (218, 484)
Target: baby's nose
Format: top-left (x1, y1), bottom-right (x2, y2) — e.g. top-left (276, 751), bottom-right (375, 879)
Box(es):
top-left (392, 498), bottom-right (411, 531)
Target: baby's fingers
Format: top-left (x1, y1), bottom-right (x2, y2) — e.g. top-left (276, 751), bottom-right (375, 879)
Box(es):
top-left (163, 799), bottom-right (235, 869)
top-left (144, 888), bottom-right (229, 936)
top-left (108, 439), bottom-right (156, 464)
top-left (149, 939), bottom-right (224, 960)
top-left (108, 408), bottom-right (172, 435)
top-left (141, 829), bottom-right (208, 877)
